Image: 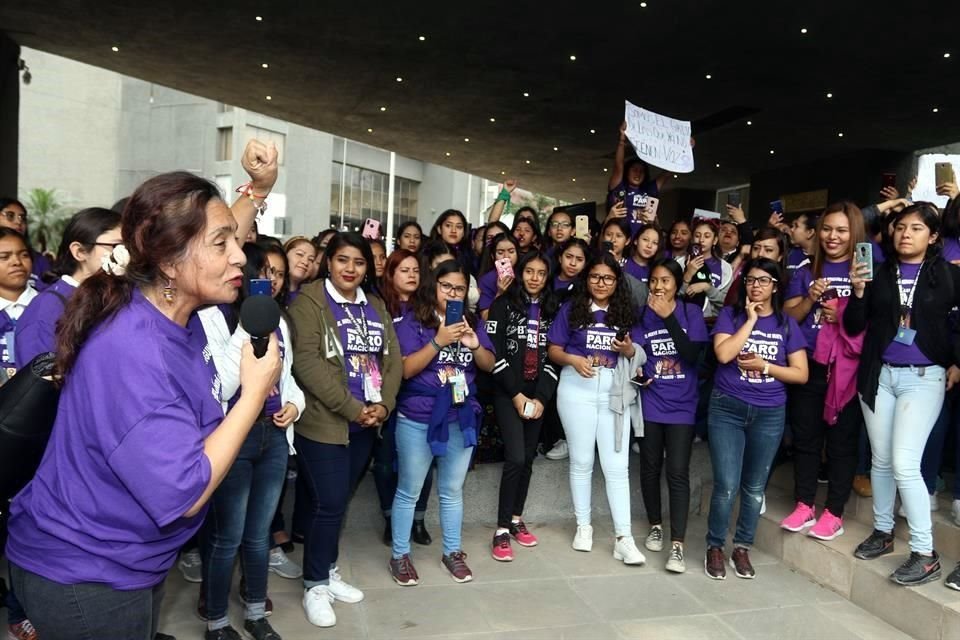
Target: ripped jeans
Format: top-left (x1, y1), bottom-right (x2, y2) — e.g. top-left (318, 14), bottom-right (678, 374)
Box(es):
top-left (705, 391), bottom-right (785, 549)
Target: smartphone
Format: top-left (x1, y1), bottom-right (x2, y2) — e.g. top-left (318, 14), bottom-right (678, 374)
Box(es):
top-left (495, 257), bottom-right (514, 280)
top-left (855, 242), bottom-right (874, 281)
top-left (690, 244), bottom-right (703, 258)
top-left (630, 372), bottom-right (652, 386)
top-left (770, 199), bottom-right (784, 214)
top-left (249, 278), bottom-right (272, 297)
top-left (575, 215), bottom-right (590, 240)
top-left (444, 299), bottom-right (465, 326)
top-left (645, 196), bottom-right (660, 217)
top-left (362, 218), bottom-right (381, 240)
top-left (601, 240), bottom-right (614, 253)
top-left (727, 192), bottom-right (742, 207)
top-left (882, 173), bottom-right (897, 189)
top-left (522, 401), bottom-right (535, 418)
top-left (935, 162), bottom-right (956, 186)
top-left (737, 352), bottom-right (754, 362)
top-left (615, 328), bottom-right (628, 342)
top-left (820, 288), bottom-right (839, 302)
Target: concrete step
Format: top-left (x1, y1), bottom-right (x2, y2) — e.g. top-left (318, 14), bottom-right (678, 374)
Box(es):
top-left (752, 485), bottom-right (960, 640)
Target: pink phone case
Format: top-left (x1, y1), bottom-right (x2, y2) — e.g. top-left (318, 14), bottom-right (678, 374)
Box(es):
top-left (362, 219), bottom-right (381, 239)
top-left (495, 258), bottom-right (514, 280)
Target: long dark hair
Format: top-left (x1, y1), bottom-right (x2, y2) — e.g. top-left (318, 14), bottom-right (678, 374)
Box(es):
top-left (567, 253), bottom-right (636, 331)
top-left (479, 232), bottom-right (520, 275)
top-left (258, 240), bottom-right (289, 306)
top-left (751, 226), bottom-right (789, 269)
top-left (395, 220), bottom-right (423, 244)
top-left (648, 257), bottom-right (684, 293)
top-left (0, 229), bottom-right (31, 280)
top-left (691, 219), bottom-right (722, 259)
top-left (511, 216), bottom-right (543, 251)
top-left (317, 231), bottom-right (377, 293)
top-left (429, 209), bottom-right (472, 274)
top-left (505, 250), bottom-right (560, 318)
top-left (734, 258), bottom-right (787, 327)
top-left (812, 201), bottom-right (866, 278)
top-left (235, 242), bottom-right (269, 312)
top-left (56, 171), bottom-right (220, 375)
top-left (543, 208), bottom-right (573, 249)
top-left (553, 237), bottom-right (591, 280)
top-left (884, 202), bottom-right (945, 288)
top-left (629, 222), bottom-right (664, 263)
top-left (380, 248), bottom-right (419, 318)
top-left (413, 259), bottom-right (478, 330)
top-left (597, 217), bottom-right (632, 256)
top-left (49, 207), bottom-right (122, 283)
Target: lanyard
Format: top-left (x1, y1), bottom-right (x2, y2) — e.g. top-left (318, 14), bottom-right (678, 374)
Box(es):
top-left (341, 302), bottom-right (371, 349)
top-left (896, 261), bottom-right (923, 325)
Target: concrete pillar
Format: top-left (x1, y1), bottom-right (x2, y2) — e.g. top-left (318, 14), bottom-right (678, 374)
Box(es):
top-left (0, 33), bottom-right (20, 198)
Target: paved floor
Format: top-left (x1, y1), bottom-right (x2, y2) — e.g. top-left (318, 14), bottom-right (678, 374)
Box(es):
top-left (156, 515), bottom-right (911, 640)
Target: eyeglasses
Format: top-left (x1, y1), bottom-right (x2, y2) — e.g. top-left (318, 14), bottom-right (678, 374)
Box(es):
top-left (744, 275), bottom-right (777, 286)
top-left (438, 281), bottom-right (468, 296)
top-left (549, 221), bottom-right (572, 229)
top-left (1, 210), bottom-right (27, 224)
top-left (94, 241), bottom-right (124, 250)
top-left (587, 273), bottom-right (617, 285)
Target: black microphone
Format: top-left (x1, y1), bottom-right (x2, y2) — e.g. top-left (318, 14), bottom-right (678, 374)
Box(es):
top-left (240, 295), bottom-right (281, 358)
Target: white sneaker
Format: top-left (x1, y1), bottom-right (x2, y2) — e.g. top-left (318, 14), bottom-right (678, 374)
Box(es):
top-left (268, 547), bottom-right (303, 579)
top-left (546, 440), bottom-right (569, 460)
top-left (952, 499), bottom-right (960, 527)
top-left (177, 549), bottom-right (202, 583)
top-left (613, 536), bottom-right (646, 565)
top-left (328, 566), bottom-right (364, 603)
top-left (303, 585), bottom-right (336, 628)
top-left (572, 524), bottom-right (593, 552)
top-left (665, 542), bottom-right (686, 573)
top-left (644, 525), bottom-right (663, 552)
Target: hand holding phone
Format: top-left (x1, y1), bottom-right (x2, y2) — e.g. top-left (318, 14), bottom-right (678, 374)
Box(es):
top-left (630, 372), bottom-right (653, 386)
top-left (770, 199), bottom-right (784, 214)
top-left (855, 242), bottom-right (874, 281)
top-left (444, 299), bottom-right (465, 326)
top-left (522, 401), bottom-right (536, 418)
top-left (575, 215), bottom-right (590, 240)
top-left (249, 278), bottom-right (272, 297)
top-left (495, 258), bottom-right (514, 280)
top-left (362, 218), bottom-right (381, 240)
top-left (644, 196), bottom-right (660, 220)
top-left (935, 162), bottom-right (956, 187)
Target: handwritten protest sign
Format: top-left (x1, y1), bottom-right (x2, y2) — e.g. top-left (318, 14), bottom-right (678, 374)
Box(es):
top-left (624, 101), bottom-right (694, 173)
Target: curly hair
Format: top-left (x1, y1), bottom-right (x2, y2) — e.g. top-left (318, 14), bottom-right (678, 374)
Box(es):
top-left (567, 252), bottom-right (636, 331)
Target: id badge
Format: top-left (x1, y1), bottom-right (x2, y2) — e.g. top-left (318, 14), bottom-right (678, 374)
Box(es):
top-left (450, 371), bottom-right (468, 405)
top-left (894, 326), bottom-right (917, 346)
top-left (3, 331), bottom-right (13, 362)
top-left (364, 373), bottom-right (382, 403)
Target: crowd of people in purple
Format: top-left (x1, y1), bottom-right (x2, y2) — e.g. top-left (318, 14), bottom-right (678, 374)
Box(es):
top-left (1, 129), bottom-right (960, 640)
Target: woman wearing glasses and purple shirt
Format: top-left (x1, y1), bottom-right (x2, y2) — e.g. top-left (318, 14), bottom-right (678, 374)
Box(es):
top-left (388, 260), bottom-right (495, 587)
top-left (14, 207), bottom-right (122, 368)
top-left (704, 258), bottom-right (808, 581)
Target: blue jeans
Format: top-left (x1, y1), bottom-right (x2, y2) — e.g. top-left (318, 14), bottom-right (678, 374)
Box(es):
top-left (371, 418), bottom-right (433, 518)
top-left (860, 364), bottom-right (945, 553)
top-left (9, 562), bottom-right (163, 640)
top-left (391, 414), bottom-right (473, 557)
top-left (706, 391), bottom-right (785, 549)
top-left (921, 386), bottom-right (955, 493)
top-left (202, 419), bottom-right (288, 621)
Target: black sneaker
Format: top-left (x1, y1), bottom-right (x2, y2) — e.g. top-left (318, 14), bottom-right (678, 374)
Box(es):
top-left (243, 618), bottom-right (282, 640)
top-left (945, 562), bottom-right (960, 591)
top-left (853, 529), bottom-right (894, 560)
top-left (890, 551), bottom-right (941, 586)
top-left (382, 516), bottom-right (392, 547)
top-left (154, 634), bottom-right (177, 640)
top-left (204, 627), bottom-right (241, 640)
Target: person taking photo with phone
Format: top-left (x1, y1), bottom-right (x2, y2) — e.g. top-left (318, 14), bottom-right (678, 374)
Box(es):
top-left (844, 203), bottom-right (960, 590)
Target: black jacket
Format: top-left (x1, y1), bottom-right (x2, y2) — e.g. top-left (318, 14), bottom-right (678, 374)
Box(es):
top-left (843, 256), bottom-right (960, 411)
top-left (486, 295), bottom-right (560, 403)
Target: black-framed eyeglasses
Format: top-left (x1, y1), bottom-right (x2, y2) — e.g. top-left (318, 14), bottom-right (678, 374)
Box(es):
top-left (1, 210), bottom-right (27, 224)
top-left (438, 281), bottom-right (468, 296)
top-left (588, 273), bottom-right (617, 285)
top-left (744, 275), bottom-right (777, 286)
top-left (94, 242), bottom-right (124, 250)
top-left (549, 221), bottom-right (572, 229)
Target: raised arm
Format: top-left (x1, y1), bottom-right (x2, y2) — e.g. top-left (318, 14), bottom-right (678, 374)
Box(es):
top-left (486, 179), bottom-right (518, 225)
top-left (232, 140), bottom-right (279, 243)
top-left (609, 121), bottom-right (628, 191)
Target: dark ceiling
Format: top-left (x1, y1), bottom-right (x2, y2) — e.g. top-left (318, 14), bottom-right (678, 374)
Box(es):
top-left (4, 1), bottom-right (960, 202)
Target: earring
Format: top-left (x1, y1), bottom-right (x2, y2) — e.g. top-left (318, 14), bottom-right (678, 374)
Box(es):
top-left (162, 279), bottom-right (176, 303)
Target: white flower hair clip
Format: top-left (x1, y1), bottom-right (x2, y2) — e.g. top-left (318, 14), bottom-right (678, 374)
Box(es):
top-left (101, 244), bottom-right (131, 277)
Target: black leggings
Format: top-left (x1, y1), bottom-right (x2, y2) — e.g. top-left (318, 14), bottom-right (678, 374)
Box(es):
top-left (638, 421), bottom-right (694, 543)
top-left (494, 394), bottom-right (543, 528)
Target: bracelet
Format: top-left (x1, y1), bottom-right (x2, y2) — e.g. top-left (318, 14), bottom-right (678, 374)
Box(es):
top-left (497, 188), bottom-right (511, 202)
top-left (235, 182), bottom-right (269, 201)
top-left (763, 362), bottom-right (770, 376)
top-left (429, 338), bottom-right (442, 351)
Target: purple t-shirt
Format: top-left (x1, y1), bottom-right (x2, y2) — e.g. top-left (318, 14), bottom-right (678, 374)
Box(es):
top-left (943, 238), bottom-right (960, 263)
top-left (623, 259), bottom-right (650, 284)
top-left (547, 302), bottom-right (643, 369)
top-left (15, 277), bottom-right (76, 369)
top-left (607, 180), bottom-right (660, 236)
top-left (639, 303), bottom-right (708, 424)
top-left (554, 276), bottom-right (577, 294)
top-left (478, 269), bottom-right (499, 312)
top-left (785, 260), bottom-right (852, 351)
top-left (712, 307), bottom-right (806, 408)
top-left (326, 289), bottom-right (386, 433)
top-left (395, 312), bottom-right (493, 424)
top-left (29, 251), bottom-right (51, 292)
top-left (786, 247), bottom-right (810, 274)
top-left (6, 289), bottom-right (223, 589)
top-left (881, 262), bottom-right (932, 366)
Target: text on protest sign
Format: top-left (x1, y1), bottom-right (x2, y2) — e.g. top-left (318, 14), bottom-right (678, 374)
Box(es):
top-left (624, 101), bottom-right (694, 174)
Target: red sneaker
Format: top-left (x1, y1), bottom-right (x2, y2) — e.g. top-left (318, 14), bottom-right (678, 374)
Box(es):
top-left (492, 531), bottom-right (514, 562)
top-left (509, 520), bottom-right (538, 547)
top-left (441, 551), bottom-right (474, 583)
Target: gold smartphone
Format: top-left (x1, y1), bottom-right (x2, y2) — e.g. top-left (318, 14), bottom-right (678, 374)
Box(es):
top-left (935, 162), bottom-right (955, 186)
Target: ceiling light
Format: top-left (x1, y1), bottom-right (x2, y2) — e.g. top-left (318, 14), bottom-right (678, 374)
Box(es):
top-left (525, 160), bottom-right (531, 164)
top-left (367, 128), bottom-right (374, 133)
top-left (571, 178), bottom-right (576, 182)
top-left (747, 120), bottom-right (753, 125)
top-left (826, 92), bottom-right (833, 98)
top-left (445, 152), bottom-right (451, 156)
top-left (396, 76), bottom-right (403, 82)
top-left (769, 149), bottom-right (775, 154)
top-left (569, 55), bottom-right (577, 61)
top-left (715, 163), bottom-right (720, 168)
top-left (380, 106), bottom-right (387, 112)
top-left (522, 91), bottom-right (530, 97)
top-left (553, 146), bottom-right (559, 151)
top-left (111, 46), bottom-right (119, 52)
top-left (673, 174), bottom-right (678, 178)
top-left (582, 197), bottom-right (587, 201)
top-left (589, 128), bottom-right (596, 134)
top-left (464, 137), bottom-right (470, 142)
top-left (255, 16), bottom-right (263, 22)
top-left (800, 27), bottom-right (808, 34)
top-left (838, 132), bottom-right (844, 137)
top-left (945, 52), bottom-right (951, 58)
top-left (500, 171), bottom-right (505, 175)
top-left (489, 117), bottom-right (496, 122)
top-left (640, 1), bottom-right (647, 6)
top-left (705, 74), bottom-right (712, 79)
top-left (933, 107), bottom-right (940, 113)
top-left (265, 95), bottom-right (272, 101)
top-left (261, 63), bottom-right (269, 69)
top-left (418, 35), bottom-right (426, 41)
top-left (603, 168), bottom-right (608, 172)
